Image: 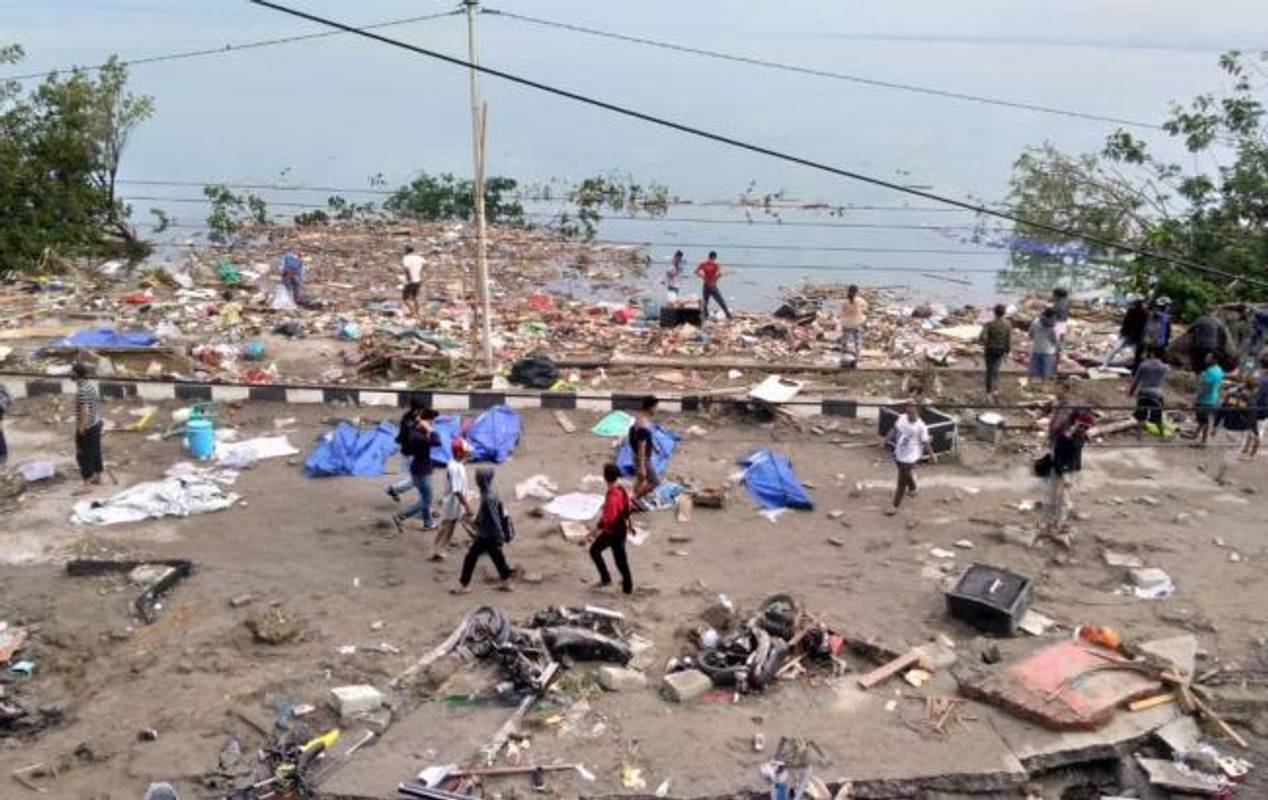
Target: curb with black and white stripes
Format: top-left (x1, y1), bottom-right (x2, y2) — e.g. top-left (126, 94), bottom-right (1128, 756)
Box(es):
top-left (0, 372), bottom-right (880, 420)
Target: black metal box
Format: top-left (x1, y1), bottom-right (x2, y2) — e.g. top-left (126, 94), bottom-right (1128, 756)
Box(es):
top-left (945, 563), bottom-right (1033, 636)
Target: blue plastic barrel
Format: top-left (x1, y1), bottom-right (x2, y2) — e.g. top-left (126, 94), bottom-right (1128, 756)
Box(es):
top-left (186, 417), bottom-right (215, 460)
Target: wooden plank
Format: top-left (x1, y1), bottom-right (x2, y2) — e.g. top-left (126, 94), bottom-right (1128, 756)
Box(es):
top-left (857, 650), bottom-right (921, 690)
top-left (389, 611), bottom-right (473, 689)
top-left (1128, 692), bottom-right (1176, 712)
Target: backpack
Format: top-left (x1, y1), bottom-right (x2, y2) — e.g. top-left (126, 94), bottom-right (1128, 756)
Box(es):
top-left (498, 503), bottom-right (516, 544)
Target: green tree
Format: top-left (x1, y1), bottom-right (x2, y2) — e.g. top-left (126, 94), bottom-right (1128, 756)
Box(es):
top-left (384, 171), bottom-right (524, 224)
top-left (0, 45), bottom-right (155, 270)
top-left (1003, 50), bottom-right (1268, 319)
top-left (203, 184), bottom-right (270, 245)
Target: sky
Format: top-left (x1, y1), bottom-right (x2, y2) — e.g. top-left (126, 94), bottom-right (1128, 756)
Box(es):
top-left (5, 1), bottom-right (1266, 305)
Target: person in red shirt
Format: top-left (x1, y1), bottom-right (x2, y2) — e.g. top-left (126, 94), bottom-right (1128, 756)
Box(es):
top-left (584, 462), bottom-right (634, 594)
top-left (695, 250), bottom-right (733, 321)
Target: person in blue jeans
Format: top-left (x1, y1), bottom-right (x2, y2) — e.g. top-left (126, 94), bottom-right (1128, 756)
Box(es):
top-left (392, 405), bottom-right (440, 532)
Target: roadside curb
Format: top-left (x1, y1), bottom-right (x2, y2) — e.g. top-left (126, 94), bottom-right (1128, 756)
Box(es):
top-left (0, 372), bottom-right (881, 420)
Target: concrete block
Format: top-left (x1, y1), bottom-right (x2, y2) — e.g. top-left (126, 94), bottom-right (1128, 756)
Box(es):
top-left (598, 666), bottom-right (648, 691)
top-left (1129, 567), bottom-right (1171, 590)
top-left (662, 669), bottom-right (712, 703)
top-left (329, 685), bottom-right (383, 717)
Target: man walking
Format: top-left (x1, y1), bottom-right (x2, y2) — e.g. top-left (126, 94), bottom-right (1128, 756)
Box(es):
top-left (840, 284), bottom-right (868, 360)
top-left (401, 245), bottom-right (425, 319)
top-left (431, 437), bottom-right (474, 561)
top-left (695, 250), bottom-right (733, 320)
top-left (666, 250), bottom-right (685, 300)
top-left (979, 304), bottom-right (1011, 400)
top-left (453, 466), bottom-right (515, 594)
top-left (585, 463), bottom-right (635, 595)
top-left (1189, 308), bottom-right (1227, 373)
top-left (73, 362), bottom-right (105, 494)
top-left (628, 395), bottom-right (660, 507)
top-left (884, 401), bottom-right (935, 516)
top-left (392, 405), bottom-right (440, 532)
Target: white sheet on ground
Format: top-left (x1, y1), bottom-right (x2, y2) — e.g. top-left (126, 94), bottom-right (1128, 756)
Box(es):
top-left (72, 465), bottom-right (241, 526)
top-left (543, 492), bottom-right (605, 521)
top-left (216, 435), bottom-right (298, 469)
top-left (16, 460), bottom-right (57, 482)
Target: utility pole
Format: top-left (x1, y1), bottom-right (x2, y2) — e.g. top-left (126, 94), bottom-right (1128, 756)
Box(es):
top-left (464, 0), bottom-right (494, 371)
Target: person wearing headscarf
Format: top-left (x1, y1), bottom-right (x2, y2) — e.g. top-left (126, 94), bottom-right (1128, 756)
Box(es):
top-left (453, 466), bottom-right (515, 594)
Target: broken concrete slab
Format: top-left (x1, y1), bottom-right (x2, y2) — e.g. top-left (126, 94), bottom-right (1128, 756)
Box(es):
top-left (1137, 634), bottom-right (1197, 676)
top-left (598, 666), bottom-right (648, 691)
top-left (662, 669), bottom-right (712, 703)
top-left (1153, 715), bottom-right (1202, 755)
top-left (986, 699), bottom-right (1180, 773)
top-left (956, 639), bottom-right (1162, 730)
top-left (1135, 756), bottom-right (1224, 795)
top-left (329, 685), bottom-right (383, 718)
top-left (1102, 550), bottom-right (1143, 568)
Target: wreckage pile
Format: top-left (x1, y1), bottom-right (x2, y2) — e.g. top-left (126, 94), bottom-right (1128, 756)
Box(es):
top-left (0, 220), bottom-right (1142, 390)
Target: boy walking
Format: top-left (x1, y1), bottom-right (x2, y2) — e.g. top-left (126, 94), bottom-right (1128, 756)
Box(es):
top-left (73, 362), bottom-right (105, 494)
top-left (1195, 352), bottom-right (1225, 446)
top-left (453, 466), bottom-right (515, 594)
top-left (979, 303), bottom-right (1011, 400)
top-left (431, 437), bottom-right (474, 561)
top-left (585, 463), bottom-right (635, 595)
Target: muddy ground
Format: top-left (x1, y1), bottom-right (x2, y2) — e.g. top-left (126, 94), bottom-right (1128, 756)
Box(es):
top-left (0, 385), bottom-right (1265, 799)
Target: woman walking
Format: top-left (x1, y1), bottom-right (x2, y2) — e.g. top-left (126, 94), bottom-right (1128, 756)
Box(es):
top-left (585, 463), bottom-right (635, 595)
top-left (453, 467), bottom-right (515, 594)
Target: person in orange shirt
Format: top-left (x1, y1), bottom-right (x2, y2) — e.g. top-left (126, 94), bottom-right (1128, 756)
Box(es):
top-left (695, 250), bottom-right (733, 321)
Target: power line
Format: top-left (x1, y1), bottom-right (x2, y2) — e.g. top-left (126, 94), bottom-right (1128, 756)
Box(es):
top-left (482, 7), bottom-right (1168, 133)
top-left (246, 0), bottom-right (1266, 290)
top-left (2, 8), bottom-right (462, 83)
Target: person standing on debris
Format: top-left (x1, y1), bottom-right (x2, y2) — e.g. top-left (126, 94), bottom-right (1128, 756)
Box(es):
top-left (585, 462), bottom-right (635, 595)
top-left (401, 245), bottom-right (425, 319)
top-left (666, 250), bottom-right (685, 300)
top-left (1189, 308), bottom-right (1227, 373)
top-left (840, 284), bottom-right (868, 361)
top-left (392, 405), bottom-right (440, 532)
top-left (1101, 299), bottom-right (1149, 371)
top-left (629, 395), bottom-right (660, 508)
top-left (431, 437), bottom-right (474, 561)
top-left (695, 250), bottom-right (733, 321)
top-left (1029, 307), bottom-right (1059, 380)
top-left (979, 303), bottom-right (1012, 401)
top-left (883, 401), bottom-right (935, 516)
top-left (281, 249), bottom-right (305, 306)
top-left (453, 466), bottom-right (515, 594)
top-left (1242, 354), bottom-right (1268, 457)
top-left (1127, 347), bottom-right (1170, 438)
top-left (1195, 351), bottom-right (1225, 447)
top-left (1144, 297), bottom-right (1172, 354)
top-left (1051, 287), bottom-right (1071, 340)
top-left (72, 362), bottom-right (105, 494)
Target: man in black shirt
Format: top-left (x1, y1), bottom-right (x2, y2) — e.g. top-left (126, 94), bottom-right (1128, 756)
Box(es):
top-left (392, 405), bottom-right (440, 532)
top-left (629, 395), bottom-right (659, 508)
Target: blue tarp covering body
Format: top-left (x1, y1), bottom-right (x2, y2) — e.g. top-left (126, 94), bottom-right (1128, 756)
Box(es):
top-left (739, 448), bottom-right (814, 511)
top-left (617, 423), bottom-right (680, 478)
top-left (305, 421), bottom-right (399, 477)
top-left (465, 405), bottom-right (522, 464)
top-left (59, 328), bottom-right (158, 348)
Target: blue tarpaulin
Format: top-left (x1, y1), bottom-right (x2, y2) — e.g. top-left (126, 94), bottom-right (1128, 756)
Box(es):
top-left (305, 421), bottom-right (399, 477)
top-left (739, 449), bottom-right (814, 511)
top-left (466, 405), bottom-right (522, 464)
top-left (59, 328), bottom-right (158, 349)
top-left (430, 415), bottom-right (463, 466)
top-left (617, 423), bottom-right (680, 478)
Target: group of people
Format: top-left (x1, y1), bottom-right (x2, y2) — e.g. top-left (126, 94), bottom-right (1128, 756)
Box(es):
top-left (386, 397), bottom-right (658, 596)
top-left (666, 250), bottom-right (734, 321)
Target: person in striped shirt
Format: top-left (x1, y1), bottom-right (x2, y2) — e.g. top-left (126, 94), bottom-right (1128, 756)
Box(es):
top-left (73, 362), bottom-right (105, 494)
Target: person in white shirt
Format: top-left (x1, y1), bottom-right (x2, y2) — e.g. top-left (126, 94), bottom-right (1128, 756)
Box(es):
top-left (401, 245), bottom-right (426, 319)
top-left (883, 401), bottom-right (936, 515)
top-left (432, 437), bottom-right (475, 561)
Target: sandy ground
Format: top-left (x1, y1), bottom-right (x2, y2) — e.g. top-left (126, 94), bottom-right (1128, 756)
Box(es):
top-left (0, 391), bottom-right (1265, 799)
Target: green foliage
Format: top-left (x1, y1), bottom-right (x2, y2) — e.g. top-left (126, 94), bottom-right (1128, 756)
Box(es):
top-left (549, 172), bottom-right (670, 240)
top-left (1004, 50), bottom-right (1268, 319)
top-left (148, 208), bottom-right (172, 234)
top-left (384, 172), bottom-right (523, 224)
top-left (203, 184), bottom-right (269, 244)
top-left (0, 44), bottom-right (154, 270)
